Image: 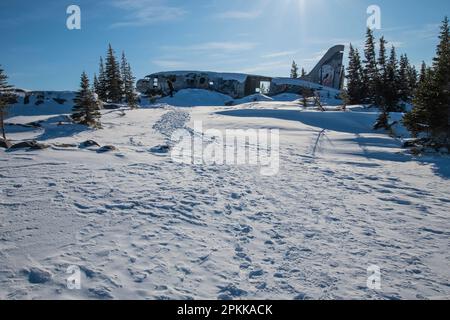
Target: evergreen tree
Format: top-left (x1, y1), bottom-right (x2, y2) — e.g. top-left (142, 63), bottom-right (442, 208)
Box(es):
top-left (120, 52), bottom-right (127, 100)
top-left (385, 46), bottom-right (400, 111)
top-left (374, 37), bottom-right (393, 129)
top-left (398, 54), bottom-right (412, 101)
top-left (120, 52), bottom-right (138, 109)
top-left (301, 68), bottom-right (307, 77)
top-left (346, 44), bottom-right (364, 104)
top-left (407, 64), bottom-right (418, 97)
top-left (105, 44), bottom-right (122, 103)
top-left (418, 61), bottom-right (427, 83)
top-left (363, 28), bottom-right (378, 104)
top-left (93, 73), bottom-right (99, 94)
top-left (431, 16), bottom-right (450, 140)
top-left (404, 17), bottom-right (450, 142)
top-left (404, 67), bottom-right (435, 137)
top-left (0, 66), bottom-right (13, 140)
top-left (72, 72), bottom-right (101, 128)
top-left (290, 61), bottom-right (299, 78)
top-left (97, 57), bottom-right (108, 101)
top-left (377, 36), bottom-right (388, 106)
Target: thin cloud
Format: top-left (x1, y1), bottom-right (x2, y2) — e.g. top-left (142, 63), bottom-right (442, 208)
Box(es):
top-left (262, 50), bottom-right (298, 59)
top-left (215, 10), bottom-right (262, 20)
top-left (152, 59), bottom-right (189, 69)
top-left (110, 0), bottom-right (186, 28)
top-left (162, 41), bottom-right (259, 52)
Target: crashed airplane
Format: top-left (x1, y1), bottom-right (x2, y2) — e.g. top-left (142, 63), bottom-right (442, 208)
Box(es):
top-left (136, 45), bottom-right (345, 99)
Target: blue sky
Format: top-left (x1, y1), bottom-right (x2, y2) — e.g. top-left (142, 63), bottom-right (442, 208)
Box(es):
top-left (0, 0), bottom-right (448, 90)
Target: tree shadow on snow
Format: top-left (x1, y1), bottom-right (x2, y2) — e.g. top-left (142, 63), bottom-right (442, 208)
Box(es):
top-left (34, 116), bottom-right (91, 141)
top-left (217, 109), bottom-right (450, 179)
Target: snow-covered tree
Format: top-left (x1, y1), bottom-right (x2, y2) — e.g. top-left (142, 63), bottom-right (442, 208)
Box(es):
top-left (72, 72), bottom-right (101, 128)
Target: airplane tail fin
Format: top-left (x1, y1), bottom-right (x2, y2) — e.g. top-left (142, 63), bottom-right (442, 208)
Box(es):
top-left (302, 45), bottom-right (345, 90)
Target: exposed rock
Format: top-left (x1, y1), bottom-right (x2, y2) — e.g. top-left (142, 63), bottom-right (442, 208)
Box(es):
top-left (79, 140), bottom-right (100, 148)
top-left (150, 145), bottom-right (171, 154)
top-left (0, 138), bottom-right (12, 149)
top-left (52, 143), bottom-right (78, 148)
top-left (9, 141), bottom-right (49, 150)
top-left (27, 267), bottom-right (52, 284)
top-left (97, 145), bottom-right (118, 153)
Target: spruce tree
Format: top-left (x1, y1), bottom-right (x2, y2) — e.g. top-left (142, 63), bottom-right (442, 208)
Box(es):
top-left (385, 46), bottom-right (400, 111)
top-left (407, 65), bottom-right (418, 97)
top-left (97, 57), bottom-right (108, 101)
top-left (404, 67), bottom-right (435, 137)
top-left (93, 73), bottom-right (99, 94)
top-left (373, 37), bottom-right (391, 129)
top-left (0, 66), bottom-right (13, 140)
top-left (398, 54), bottom-right (411, 102)
top-left (72, 72), bottom-right (101, 128)
top-left (432, 16), bottom-right (450, 140)
top-left (120, 52), bottom-right (138, 109)
top-left (363, 28), bottom-right (378, 105)
top-left (377, 36), bottom-right (388, 106)
top-left (105, 44), bottom-right (122, 103)
top-left (346, 44), bottom-right (364, 104)
top-left (418, 61), bottom-right (427, 83)
top-left (120, 52), bottom-right (127, 100)
top-left (301, 68), bottom-right (307, 77)
top-left (290, 61), bottom-right (299, 78)
top-left (404, 17), bottom-right (450, 142)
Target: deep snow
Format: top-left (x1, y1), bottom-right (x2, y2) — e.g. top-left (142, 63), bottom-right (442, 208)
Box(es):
top-left (0, 92), bottom-right (449, 300)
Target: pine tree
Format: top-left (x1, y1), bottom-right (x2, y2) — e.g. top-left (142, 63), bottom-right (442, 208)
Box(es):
top-left (432, 16), bottom-right (450, 141)
top-left (301, 68), bottom-right (307, 77)
top-left (290, 61), bottom-right (299, 78)
top-left (374, 37), bottom-right (390, 129)
top-left (346, 44), bottom-right (364, 104)
top-left (398, 54), bottom-right (412, 102)
top-left (407, 65), bottom-right (418, 97)
top-left (385, 46), bottom-right (400, 111)
top-left (72, 72), bottom-right (101, 128)
top-left (0, 66), bottom-right (13, 140)
top-left (418, 61), bottom-right (427, 83)
top-left (93, 73), bottom-right (99, 94)
top-left (105, 44), bottom-right (122, 103)
top-left (404, 17), bottom-right (450, 142)
top-left (120, 52), bottom-right (138, 109)
top-left (97, 57), bottom-right (108, 101)
top-left (404, 67), bottom-right (435, 137)
top-left (377, 36), bottom-right (388, 106)
top-left (363, 28), bottom-right (379, 105)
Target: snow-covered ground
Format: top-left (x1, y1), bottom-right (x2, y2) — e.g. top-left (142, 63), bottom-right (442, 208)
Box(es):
top-left (1, 91), bottom-right (449, 300)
